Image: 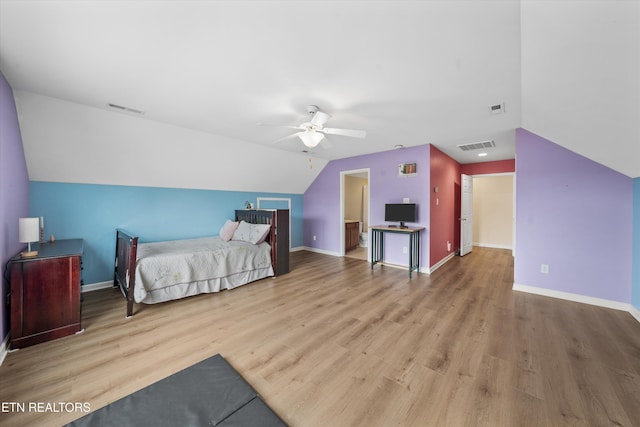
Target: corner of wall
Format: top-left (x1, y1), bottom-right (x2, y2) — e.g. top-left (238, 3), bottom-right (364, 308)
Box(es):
top-left (0, 71), bottom-right (30, 347)
top-left (632, 177), bottom-right (640, 312)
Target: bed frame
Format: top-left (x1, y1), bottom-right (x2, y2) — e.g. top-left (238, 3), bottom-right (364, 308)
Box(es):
top-left (114, 210), bottom-right (286, 318)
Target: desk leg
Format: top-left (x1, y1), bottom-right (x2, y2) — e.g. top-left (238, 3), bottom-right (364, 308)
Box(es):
top-left (408, 231), bottom-right (420, 278)
top-left (370, 230), bottom-right (375, 269)
top-left (408, 232), bottom-right (412, 278)
top-left (371, 230), bottom-right (384, 271)
top-left (416, 231), bottom-right (420, 274)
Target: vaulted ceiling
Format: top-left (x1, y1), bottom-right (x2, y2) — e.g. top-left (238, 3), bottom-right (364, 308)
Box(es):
top-left (1, 1), bottom-right (638, 192)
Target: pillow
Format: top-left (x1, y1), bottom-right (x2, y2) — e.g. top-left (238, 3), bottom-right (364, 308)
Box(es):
top-left (232, 221), bottom-right (271, 244)
top-left (219, 220), bottom-right (239, 242)
top-left (232, 221), bottom-right (252, 242)
top-left (253, 223), bottom-right (271, 244)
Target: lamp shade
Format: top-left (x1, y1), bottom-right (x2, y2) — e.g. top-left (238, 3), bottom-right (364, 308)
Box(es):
top-left (19, 217), bottom-right (40, 243)
top-left (298, 129), bottom-right (324, 148)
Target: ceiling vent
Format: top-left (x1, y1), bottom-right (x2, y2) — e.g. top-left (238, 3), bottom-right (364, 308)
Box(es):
top-left (108, 103), bottom-right (145, 115)
top-left (489, 103), bottom-right (505, 115)
top-left (457, 140), bottom-right (496, 152)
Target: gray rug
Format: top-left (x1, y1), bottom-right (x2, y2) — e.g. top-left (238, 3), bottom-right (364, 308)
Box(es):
top-left (67, 354), bottom-right (287, 426)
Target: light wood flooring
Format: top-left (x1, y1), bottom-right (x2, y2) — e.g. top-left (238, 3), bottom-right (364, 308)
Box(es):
top-left (0, 248), bottom-right (638, 426)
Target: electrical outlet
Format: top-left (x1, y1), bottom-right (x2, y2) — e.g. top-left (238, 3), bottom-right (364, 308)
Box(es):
top-left (540, 264), bottom-right (549, 274)
top-left (313, 235), bottom-right (316, 241)
top-left (402, 247), bottom-right (408, 254)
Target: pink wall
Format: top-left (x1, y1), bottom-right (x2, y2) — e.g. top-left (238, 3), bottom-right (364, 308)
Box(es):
top-left (461, 159), bottom-right (515, 175)
top-left (430, 145), bottom-right (461, 266)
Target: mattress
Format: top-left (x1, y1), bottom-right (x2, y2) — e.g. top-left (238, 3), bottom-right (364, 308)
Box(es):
top-left (133, 236), bottom-right (273, 304)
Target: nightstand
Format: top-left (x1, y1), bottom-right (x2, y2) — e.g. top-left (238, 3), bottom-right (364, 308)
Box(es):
top-left (9, 239), bottom-right (84, 349)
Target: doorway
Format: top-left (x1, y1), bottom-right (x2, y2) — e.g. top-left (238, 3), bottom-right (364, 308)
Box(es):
top-left (340, 169), bottom-right (370, 260)
top-left (467, 173), bottom-right (515, 254)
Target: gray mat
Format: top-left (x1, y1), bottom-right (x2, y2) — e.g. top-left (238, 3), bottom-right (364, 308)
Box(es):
top-left (67, 354), bottom-right (287, 427)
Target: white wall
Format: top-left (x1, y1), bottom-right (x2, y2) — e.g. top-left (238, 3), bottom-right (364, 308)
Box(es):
top-left (521, 0), bottom-right (640, 178)
top-left (15, 91), bottom-right (327, 194)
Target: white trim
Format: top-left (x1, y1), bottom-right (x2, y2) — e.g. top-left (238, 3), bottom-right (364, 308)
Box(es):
top-left (81, 280), bottom-right (113, 293)
top-left (630, 305), bottom-right (640, 323)
top-left (340, 168), bottom-right (370, 257)
top-left (513, 283), bottom-right (631, 312)
top-left (429, 251), bottom-right (456, 273)
top-left (256, 197), bottom-right (291, 210)
top-left (256, 197), bottom-right (292, 251)
top-left (0, 333), bottom-right (9, 367)
top-left (473, 242), bottom-right (512, 250)
top-left (300, 246), bottom-right (342, 257)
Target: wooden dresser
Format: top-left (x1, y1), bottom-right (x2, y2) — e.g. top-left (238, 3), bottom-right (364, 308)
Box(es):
top-left (9, 239), bottom-right (83, 349)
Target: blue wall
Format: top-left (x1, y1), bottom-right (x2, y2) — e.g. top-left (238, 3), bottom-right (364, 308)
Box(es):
top-left (633, 178), bottom-right (640, 311)
top-left (30, 182), bottom-right (303, 285)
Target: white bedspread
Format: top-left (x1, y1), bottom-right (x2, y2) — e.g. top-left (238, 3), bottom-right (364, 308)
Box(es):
top-left (134, 236), bottom-right (273, 303)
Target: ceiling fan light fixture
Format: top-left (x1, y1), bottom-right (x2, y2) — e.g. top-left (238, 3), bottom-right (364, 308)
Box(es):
top-left (298, 129), bottom-right (324, 147)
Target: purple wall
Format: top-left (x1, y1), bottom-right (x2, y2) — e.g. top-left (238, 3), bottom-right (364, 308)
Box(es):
top-left (304, 144), bottom-right (430, 268)
top-left (515, 129), bottom-right (633, 303)
top-left (0, 72), bottom-right (30, 342)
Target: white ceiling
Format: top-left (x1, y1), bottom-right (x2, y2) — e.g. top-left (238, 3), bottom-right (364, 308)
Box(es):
top-left (1, 1), bottom-right (637, 178)
top-left (0, 0), bottom-right (521, 165)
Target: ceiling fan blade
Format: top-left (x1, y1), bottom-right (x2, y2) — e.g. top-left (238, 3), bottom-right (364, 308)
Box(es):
top-left (257, 122), bottom-right (304, 131)
top-left (322, 127), bottom-right (367, 138)
top-left (272, 132), bottom-right (302, 144)
top-left (310, 111), bottom-right (331, 126)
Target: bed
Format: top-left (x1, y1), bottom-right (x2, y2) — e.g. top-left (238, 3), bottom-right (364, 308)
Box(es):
top-left (114, 209), bottom-right (289, 317)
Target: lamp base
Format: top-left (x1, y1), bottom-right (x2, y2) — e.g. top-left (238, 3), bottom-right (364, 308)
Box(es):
top-left (20, 250), bottom-right (38, 258)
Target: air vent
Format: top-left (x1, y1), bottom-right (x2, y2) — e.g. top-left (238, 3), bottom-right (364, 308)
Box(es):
top-left (489, 103), bottom-right (505, 114)
top-left (457, 140), bottom-right (496, 152)
top-left (108, 103), bottom-right (145, 115)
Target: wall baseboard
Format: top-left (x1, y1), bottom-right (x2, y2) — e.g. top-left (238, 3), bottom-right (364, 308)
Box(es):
top-left (300, 246), bottom-right (342, 257)
top-left (513, 283), bottom-right (638, 323)
top-left (81, 280), bottom-right (113, 293)
top-left (473, 242), bottom-right (512, 250)
top-left (429, 252), bottom-right (456, 273)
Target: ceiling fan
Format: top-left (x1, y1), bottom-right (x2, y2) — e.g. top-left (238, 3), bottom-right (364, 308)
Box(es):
top-left (267, 105), bottom-right (366, 149)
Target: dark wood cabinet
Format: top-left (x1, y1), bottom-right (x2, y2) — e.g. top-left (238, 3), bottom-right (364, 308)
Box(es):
top-left (9, 239), bottom-right (83, 349)
top-left (345, 221), bottom-right (360, 252)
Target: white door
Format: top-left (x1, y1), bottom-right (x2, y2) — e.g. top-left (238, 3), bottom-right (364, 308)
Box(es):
top-left (460, 174), bottom-right (473, 256)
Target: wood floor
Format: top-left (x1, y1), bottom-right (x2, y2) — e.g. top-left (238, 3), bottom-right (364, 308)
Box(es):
top-left (0, 248), bottom-right (638, 426)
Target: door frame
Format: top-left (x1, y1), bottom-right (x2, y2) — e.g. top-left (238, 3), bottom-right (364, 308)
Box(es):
top-left (466, 172), bottom-right (516, 256)
top-left (340, 168), bottom-right (370, 257)
top-left (460, 174), bottom-right (474, 256)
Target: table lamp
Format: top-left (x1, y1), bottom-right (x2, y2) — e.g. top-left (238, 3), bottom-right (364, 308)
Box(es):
top-left (19, 217), bottom-right (40, 257)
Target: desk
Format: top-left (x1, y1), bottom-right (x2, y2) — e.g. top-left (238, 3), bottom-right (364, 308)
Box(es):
top-left (370, 226), bottom-right (425, 278)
